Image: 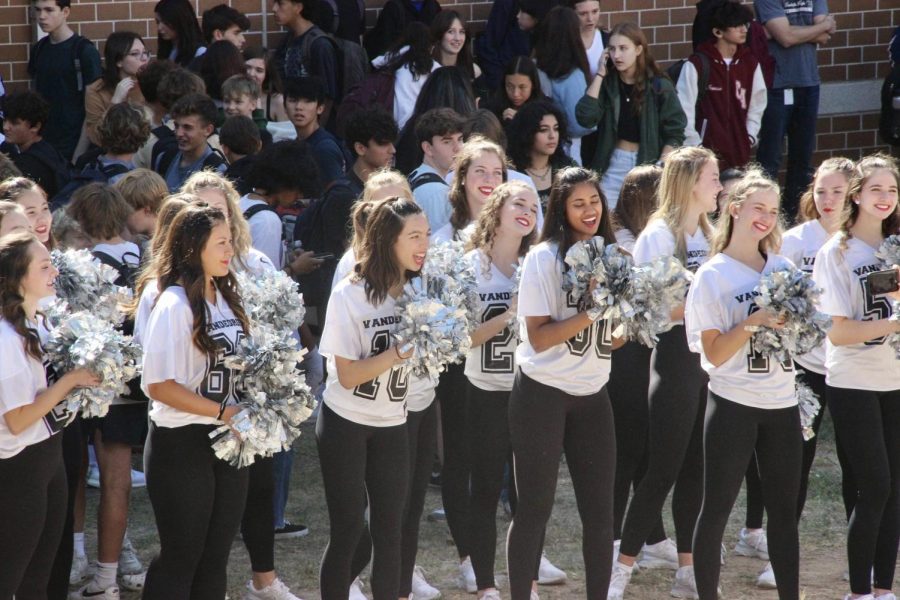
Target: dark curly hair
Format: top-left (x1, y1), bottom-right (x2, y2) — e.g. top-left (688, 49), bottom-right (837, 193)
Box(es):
top-left (97, 103), bottom-right (150, 155)
top-left (246, 140), bottom-right (322, 198)
top-left (507, 99), bottom-right (571, 172)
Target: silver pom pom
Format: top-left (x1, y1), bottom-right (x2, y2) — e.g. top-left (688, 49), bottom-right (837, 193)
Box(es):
top-left (395, 277), bottom-right (472, 378)
top-left (50, 249), bottom-right (129, 325)
top-left (796, 380), bottom-right (821, 441)
top-left (747, 267), bottom-right (832, 363)
top-left (624, 256), bottom-right (693, 347)
top-left (236, 270), bottom-right (306, 333)
top-left (210, 324), bottom-right (315, 468)
top-left (44, 312), bottom-right (141, 420)
top-left (424, 241), bottom-right (479, 326)
top-left (876, 236), bottom-right (900, 358)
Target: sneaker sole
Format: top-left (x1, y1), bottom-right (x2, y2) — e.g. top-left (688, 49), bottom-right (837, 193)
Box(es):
top-left (456, 576), bottom-right (477, 594)
top-left (273, 530), bottom-right (309, 539)
top-left (537, 575), bottom-right (567, 585)
top-left (757, 579), bottom-right (777, 590)
top-left (637, 557), bottom-right (679, 570)
top-left (734, 542), bottom-right (768, 560)
top-left (670, 588), bottom-right (699, 599)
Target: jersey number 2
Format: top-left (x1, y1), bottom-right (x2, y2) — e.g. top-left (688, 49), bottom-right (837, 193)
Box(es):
top-left (481, 303), bottom-right (514, 373)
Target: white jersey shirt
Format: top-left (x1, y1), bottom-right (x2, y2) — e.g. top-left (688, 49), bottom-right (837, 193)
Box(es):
top-left (320, 278), bottom-right (409, 427)
top-left (0, 320), bottom-right (66, 459)
top-left (142, 286), bottom-right (247, 428)
top-left (516, 241), bottom-right (612, 396)
top-left (333, 248), bottom-right (356, 290)
top-left (239, 194), bottom-right (284, 268)
top-left (780, 219), bottom-right (831, 374)
top-left (407, 374), bottom-right (437, 412)
top-left (633, 218), bottom-right (709, 327)
top-left (464, 249), bottom-right (519, 392)
top-left (431, 221), bottom-right (475, 245)
top-left (614, 228), bottom-right (637, 255)
top-left (686, 252), bottom-right (797, 409)
top-left (814, 235), bottom-right (900, 392)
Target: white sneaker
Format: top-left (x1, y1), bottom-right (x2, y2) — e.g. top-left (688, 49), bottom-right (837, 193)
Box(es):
top-left (69, 553), bottom-right (90, 585)
top-left (130, 469), bottom-right (146, 488)
top-left (349, 577), bottom-right (368, 600)
top-left (734, 528), bottom-right (769, 560)
top-left (411, 565), bottom-right (441, 599)
top-left (756, 562), bottom-right (776, 589)
top-left (86, 464), bottom-right (100, 488)
top-left (537, 554), bottom-right (567, 585)
top-left (244, 578), bottom-right (301, 600)
top-left (530, 590), bottom-right (540, 600)
top-left (69, 583), bottom-right (120, 600)
top-left (458, 557), bottom-right (477, 593)
top-left (670, 565), bottom-right (699, 599)
top-left (607, 562), bottom-right (633, 600)
top-left (876, 595), bottom-right (898, 600)
top-left (117, 536), bottom-right (145, 590)
top-left (843, 595), bottom-right (874, 600)
top-left (480, 591), bottom-right (501, 600)
top-left (638, 539), bottom-right (679, 570)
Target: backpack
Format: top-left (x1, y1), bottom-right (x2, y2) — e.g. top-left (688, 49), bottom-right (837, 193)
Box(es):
top-left (242, 203), bottom-right (278, 222)
top-left (747, 21), bottom-right (775, 89)
top-left (298, 26), bottom-right (369, 104)
top-left (154, 146), bottom-right (227, 179)
top-left (148, 125), bottom-right (177, 170)
top-left (92, 246), bottom-right (147, 402)
top-left (50, 160), bottom-right (131, 212)
top-left (409, 170), bottom-right (447, 191)
top-left (28, 34), bottom-right (92, 92)
top-left (880, 61), bottom-right (900, 147)
top-left (666, 52), bottom-right (711, 105)
top-left (335, 69), bottom-right (396, 138)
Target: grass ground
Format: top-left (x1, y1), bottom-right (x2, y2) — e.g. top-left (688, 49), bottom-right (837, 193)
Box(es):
top-left (89, 412), bottom-right (853, 599)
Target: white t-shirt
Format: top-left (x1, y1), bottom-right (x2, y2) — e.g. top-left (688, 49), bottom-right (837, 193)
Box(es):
top-left (92, 241), bottom-right (141, 270)
top-left (142, 286), bottom-right (247, 428)
top-left (333, 248), bottom-right (356, 290)
top-left (633, 218), bottom-right (710, 326)
top-left (686, 252), bottom-right (797, 409)
top-left (372, 48), bottom-right (441, 131)
top-left (241, 247), bottom-right (276, 276)
top-left (0, 320), bottom-right (66, 459)
top-left (320, 278), bottom-right (409, 427)
top-left (516, 241), bottom-right (612, 396)
top-left (464, 249), bottom-right (519, 392)
top-left (239, 195), bottom-right (284, 268)
top-left (813, 235), bottom-right (900, 391)
top-left (586, 29), bottom-right (606, 79)
top-left (431, 221), bottom-right (475, 245)
top-left (614, 228), bottom-right (637, 254)
top-left (780, 219), bottom-right (831, 374)
top-left (407, 373), bottom-right (437, 412)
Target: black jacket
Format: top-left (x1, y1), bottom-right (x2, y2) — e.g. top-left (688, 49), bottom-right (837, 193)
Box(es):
top-left (2, 139), bottom-right (70, 199)
top-left (363, 0), bottom-right (442, 60)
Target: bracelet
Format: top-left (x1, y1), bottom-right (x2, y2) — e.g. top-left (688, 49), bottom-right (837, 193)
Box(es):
top-left (216, 404), bottom-right (226, 421)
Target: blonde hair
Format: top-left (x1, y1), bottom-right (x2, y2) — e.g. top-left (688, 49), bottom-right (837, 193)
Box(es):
top-left (0, 200), bottom-right (25, 232)
top-left (467, 181), bottom-right (536, 276)
top-left (362, 168), bottom-right (413, 203)
top-left (115, 168), bottom-right (169, 213)
top-left (796, 157), bottom-right (855, 223)
top-left (179, 170), bottom-right (253, 267)
top-left (710, 168), bottom-right (783, 256)
top-left (447, 136), bottom-right (508, 232)
top-left (650, 146), bottom-right (716, 264)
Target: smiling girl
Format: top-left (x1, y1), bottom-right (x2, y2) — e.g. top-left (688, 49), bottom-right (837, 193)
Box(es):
top-left (686, 170), bottom-right (801, 600)
top-left (431, 10), bottom-right (482, 81)
top-left (575, 22), bottom-right (686, 209)
top-left (0, 178), bottom-right (54, 249)
top-left (813, 154), bottom-right (900, 600)
top-left (507, 167), bottom-right (620, 600)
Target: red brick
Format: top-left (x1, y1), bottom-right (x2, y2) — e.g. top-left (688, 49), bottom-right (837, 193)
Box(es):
top-left (816, 133), bottom-right (846, 151)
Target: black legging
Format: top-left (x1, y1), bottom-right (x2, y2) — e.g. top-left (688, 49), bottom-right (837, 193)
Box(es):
top-left (620, 326), bottom-right (707, 557)
top-left (827, 385), bottom-right (900, 595)
top-left (241, 455), bottom-right (275, 573)
top-left (400, 403), bottom-right (438, 597)
top-left (607, 341), bottom-right (667, 543)
top-left (0, 434), bottom-right (66, 600)
top-left (744, 367), bottom-right (852, 530)
top-left (48, 418), bottom-right (82, 600)
top-left (316, 403), bottom-right (409, 600)
top-left (437, 362), bottom-right (471, 559)
top-left (143, 423), bottom-right (249, 600)
top-left (693, 392), bottom-right (801, 600)
top-left (507, 371), bottom-right (615, 600)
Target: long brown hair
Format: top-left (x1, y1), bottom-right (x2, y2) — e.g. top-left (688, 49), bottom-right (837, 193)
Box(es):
top-left (608, 22), bottom-right (664, 116)
top-left (355, 197), bottom-right (424, 305)
top-left (839, 153), bottom-right (900, 247)
top-left (180, 170), bottom-right (253, 269)
top-left (0, 232), bottom-right (44, 360)
top-left (796, 157), bottom-right (855, 223)
top-left (153, 204), bottom-right (249, 354)
top-left (540, 167), bottom-right (615, 261)
top-left (710, 168), bottom-right (783, 256)
top-left (468, 181), bottom-right (537, 274)
top-left (447, 137), bottom-right (508, 232)
top-left (613, 164), bottom-right (662, 237)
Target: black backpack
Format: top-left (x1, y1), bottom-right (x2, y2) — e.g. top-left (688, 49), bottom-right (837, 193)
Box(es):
top-left (154, 146), bottom-right (227, 179)
top-left (666, 52), bottom-right (711, 105)
top-left (50, 160), bottom-right (132, 212)
top-left (880, 61), bottom-right (900, 147)
top-left (297, 26), bottom-right (369, 104)
top-left (28, 34), bottom-right (92, 92)
top-left (242, 203), bottom-right (278, 222)
top-left (409, 170), bottom-right (447, 191)
top-left (148, 125), bottom-right (177, 170)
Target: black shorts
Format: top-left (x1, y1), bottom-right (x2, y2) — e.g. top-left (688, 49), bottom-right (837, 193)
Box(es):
top-left (84, 403), bottom-right (148, 447)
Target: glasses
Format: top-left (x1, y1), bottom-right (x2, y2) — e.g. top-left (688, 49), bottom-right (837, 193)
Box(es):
top-left (127, 51), bottom-right (151, 59)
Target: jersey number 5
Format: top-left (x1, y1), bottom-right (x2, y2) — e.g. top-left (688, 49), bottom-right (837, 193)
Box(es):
top-left (861, 278), bottom-right (891, 346)
top-left (353, 329), bottom-right (409, 401)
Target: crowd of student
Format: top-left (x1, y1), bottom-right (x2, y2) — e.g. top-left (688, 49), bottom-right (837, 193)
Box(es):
top-left (1, 0), bottom-right (899, 599)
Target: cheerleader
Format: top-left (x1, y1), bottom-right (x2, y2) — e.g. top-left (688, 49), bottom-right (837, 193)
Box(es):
top-left (140, 204), bottom-right (251, 598)
top-left (317, 197), bottom-right (426, 600)
top-left (464, 181), bottom-right (538, 598)
top-left (0, 231), bottom-right (98, 597)
top-left (0, 177), bottom-right (54, 249)
top-left (610, 146), bottom-right (721, 600)
top-left (744, 157), bottom-right (856, 588)
top-left (0, 201), bottom-right (30, 237)
top-left (686, 170), bottom-right (801, 600)
top-left (508, 166), bottom-right (620, 600)
top-left (813, 154), bottom-right (900, 600)
top-left (606, 165), bottom-right (667, 549)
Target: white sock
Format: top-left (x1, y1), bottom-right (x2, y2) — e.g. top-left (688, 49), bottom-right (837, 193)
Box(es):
top-left (92, 561), bottom-right (118, 590)
top-left (73, 532), bottom-right (86, 557)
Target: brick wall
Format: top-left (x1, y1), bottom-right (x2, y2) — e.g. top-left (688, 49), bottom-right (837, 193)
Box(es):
top-left (1, 0), bottom-right (897, 159)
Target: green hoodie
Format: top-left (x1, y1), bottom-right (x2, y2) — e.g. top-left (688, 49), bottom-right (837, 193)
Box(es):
top-left (575, 72), bottom-right (687, 174)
